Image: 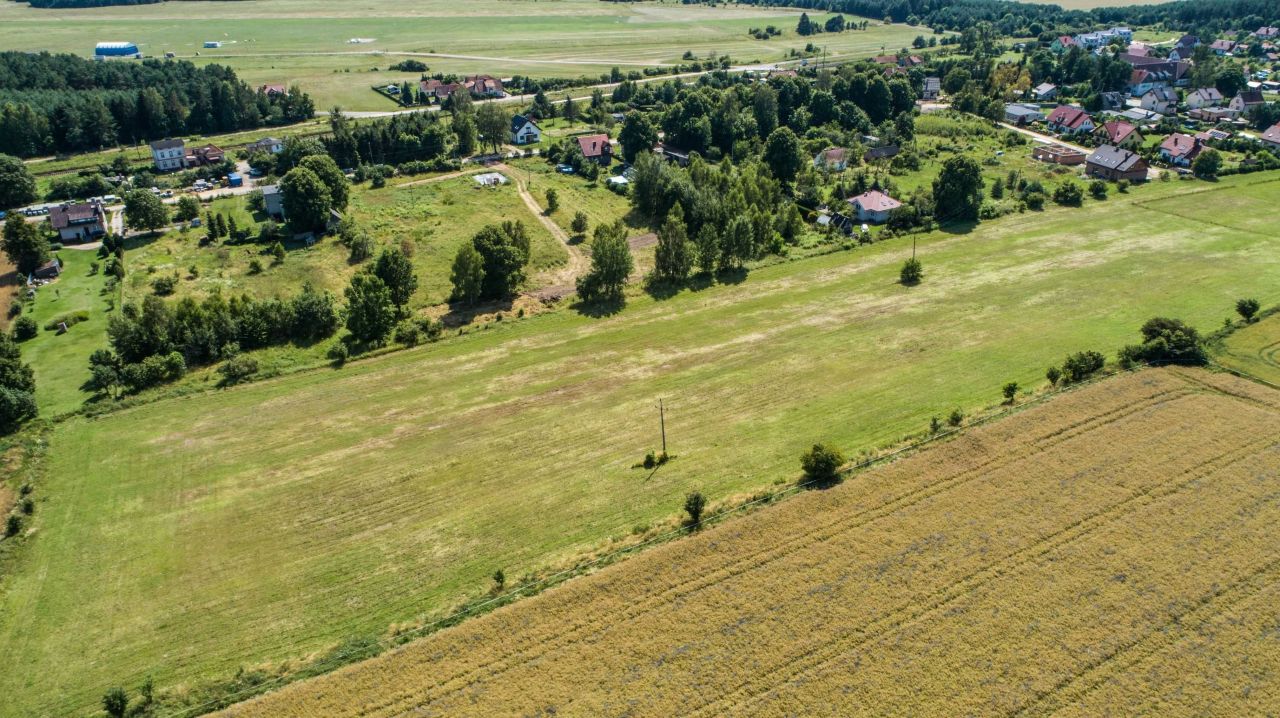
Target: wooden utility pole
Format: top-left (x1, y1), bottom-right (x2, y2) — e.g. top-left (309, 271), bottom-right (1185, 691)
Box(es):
top-left (658, 399), bottom-right (667, 454)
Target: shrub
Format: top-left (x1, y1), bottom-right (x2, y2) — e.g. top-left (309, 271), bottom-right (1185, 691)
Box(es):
top-left (492, 569), bottom-right (505, 591)
top-left (218, 355), bottom-right (259, 384)
top-left (929, 416), bottom-right (941, 433)
top-left (1002, 381), bottom-right (1019, 403)
top-left (683, 491), bottom-right (707, 526)
top-left (1088, 180), bottom-right (1108, 200)
top-left (1236, 298), bottom-right (1260, 323)
top-left (899, 257), bottom-right (923, 286)
top-left (42, 310), bottom-right (90, 331)
top-left (947, 408), bottom-right (964, 427)
top-left (1060, 350), bottom-right (1106, 383)
top-left (11, 316), bottom-right (37, 341)
top-left (5, 513), bottom-right (20, 537)
top-left (800, 442), bottom-right (845, 484)
top-left (327, 342), bottom-right (349, 365)
top-left (1116, 179), bottom-right (1130, 193)
top-left (1119, 317), bottom-right (1207, 367)
top-left (151, 273), bottom-right (178, 296)
top-left (248, 259), bottom-right (264, 274)
top-left (102, 687), bottom-right (128, 718)
top-left (1045, 365), bottom-right (1062, 386)
top-left (1052, 180), bottom-right (1083, 206)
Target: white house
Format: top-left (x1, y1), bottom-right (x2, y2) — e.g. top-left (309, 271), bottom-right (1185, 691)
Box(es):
top-left (847, 190), bottom-right (901, 224)
top-left (149, 138), bottom-right (185, 172)
top-left (1261, 123), bottom-right (1280, 150)
top-left (1186, 87), bottom-right (1224, 109)
top-left (509, 115), bottom-right (541, 145)
top-left (1032, 83), bottom-right (1058, 101)
top-left (247, 137), bottom-right (284, 155)
top-left (1140, 87), bottom-right (1177, 115)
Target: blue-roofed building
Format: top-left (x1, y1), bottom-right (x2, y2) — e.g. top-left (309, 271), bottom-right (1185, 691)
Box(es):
top-left (94, 42), bottom-right (142, 61)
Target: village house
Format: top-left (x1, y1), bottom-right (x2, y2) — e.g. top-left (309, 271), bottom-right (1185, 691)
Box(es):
top-left (1004, 103), bottom-right (1042, 125)
top-left (509, 114), bottom-right (541, 145)
top-left (1230, 89), bottom-right (1265, 115)
top-left (1032, 83), bottom-right (1058, 101)
top-left (149, 138), bottom-right (185, 172)
top-left (1075, 27), bottom-right (1132, 50)
top-left (1261, 123), bottom-right (1280, 150)
top-left (1095, 120), bottom-right (1143, 149)
top-left (262, 185), bottom-right (285, 220)
top-left (1032, 143), bottom-right (1086, 165)
top-left (1046, 105), bottom-right (1094, 134)
top-left (1256, 26), bottom-right (1280, 39)
top-left (247, 137), bottom-right (284, 155)
top-left (1085, 145), bottom-right (1149, 182)
top-left (1159, 133), bottom-right (1202, 166)
top-left (1099, 91), bottom-right (1127, 111)
top-left (419, 79), bottom-right (462, 103)
top-left (576, 134), bottom-right (613, 164)
top-left (921, 77), bottom-right (941, 100)
top-left (1189, 106), bottom-right (1236, 122)
top-left (1140, 87), bottom-right (1178, 115)
top-left (49, 200), bottom-right (107, 243)
top-left (1209, 39), bottom-right (1236, 55)
top-left (847, 190), bottom-right (901, 224)
top-left (814, 147), bottom-right (851, 171)
top-left (1168, 35), bottom-right (1199, 61)
top-left (185, 143), bottom-right (225, 167)
top-left (1186, 87), bottom-right (1224, 109)
top-left (258, 84), bottom-right (288, 97)
top-left (1051, 35), bottom-right (1077, 54)
top-left (465, 75), bottom-right (505, 98)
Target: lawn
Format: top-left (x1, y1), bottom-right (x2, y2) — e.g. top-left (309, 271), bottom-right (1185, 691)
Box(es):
top-left (0, 0), bottom-right (922, 110)
top-left (1, 172), bottom-right (1278, 715)
top-left (14, 249), bottom-right (116, 417)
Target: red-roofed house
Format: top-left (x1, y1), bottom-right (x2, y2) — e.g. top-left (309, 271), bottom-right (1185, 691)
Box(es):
top-left (576, 134), bottom-right (613, 164)
top-left (420, 79), bottom-right (463, 102)
top-left (1051, 35), bottom-right (1077, 53)
top-left (1095, 120), bottom-right (1143, 149)
top-left (1046, 105), bottom-right (1094, 135)
top-left (1159, 133), bottom-right (1202, 166)
top-left (1261, 123), bottom-right (1280, 150)
top-left (847, 190), bottom-right (901, 224)
top-left (464, 75), bottom-right (505, 98)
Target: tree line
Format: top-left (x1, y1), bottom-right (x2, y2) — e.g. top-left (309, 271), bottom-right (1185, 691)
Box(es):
top-left (0, 51), bottom-right (315, 157)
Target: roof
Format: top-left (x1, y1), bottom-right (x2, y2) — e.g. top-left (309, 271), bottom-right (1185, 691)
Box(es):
top-left (1047, 105), bottom-right (1091, 129)
top-left (259, 84), bottom-right (287, 94)
top-left (1143, 86), bottom-right (1177, 102)
top-left (261, 184), bottom-right (281, 196)
top-left (1098, 120), bottom-right (1139, 144)
top-left (511, 114), bottom-right (539, 133)
top-left (1005, 103), bottom-right (1042, 118)
top-left (250, 136), bottom-right (282, 146)
top-left (576, 134), bottom-right (611, 157)
top-left (49, 202), bottom-right (101, 230)
top-left (923, 77), bottom-right (941, 91)
top-left (1236, 89), bottom-right (1265, 104)
top-left (94, 41), bottom-right (139, 55)
top-left (848, 190), bottom-right (901, 213)
top-left (1087, 145), bottom-right (1146, 172)
top-left (150, 138), bottom-right (183, 151)
top-left (817, 147), bottom-right (848, 163)
top-left (1160, 133), bottom-right (1200, 158)
top-left (1189, 87), bottom-right (1223, 102)
top-left (1033, 82), bottom-right (1057, 95)
top-left (1263, 124), bottom-right (1280, 143)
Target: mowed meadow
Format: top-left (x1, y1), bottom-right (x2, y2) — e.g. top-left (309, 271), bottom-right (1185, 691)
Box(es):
top-left (0, 0), bottom-right (922, 110)
top-left (218, 368), bottom-right (1280, 717)
top-left (2, 175), bottom-right (1280, 714)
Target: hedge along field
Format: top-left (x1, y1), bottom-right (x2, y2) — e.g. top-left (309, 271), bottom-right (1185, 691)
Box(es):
top-left (0, 0), bottom-right (922, 111)
top-left (217, 368), bottom-right (1280, 717)
top-left (3, 174), bottom-right (1280, 715)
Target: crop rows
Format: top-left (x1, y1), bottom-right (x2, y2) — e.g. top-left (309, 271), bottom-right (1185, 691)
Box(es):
top-left (218, 368), bottom-right (1280, 717)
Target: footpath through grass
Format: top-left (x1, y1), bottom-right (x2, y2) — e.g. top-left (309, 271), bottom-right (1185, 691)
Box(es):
top-left (2, 174), bottom-right (1279, 715)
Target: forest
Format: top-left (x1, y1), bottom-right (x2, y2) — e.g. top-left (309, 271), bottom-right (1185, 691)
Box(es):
top-left (0, 52), bottom-right (315, 157)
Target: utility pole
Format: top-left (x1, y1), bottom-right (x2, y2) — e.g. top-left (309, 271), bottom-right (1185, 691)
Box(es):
top-left (658, 399), bottom-right (667, 455)
top-left (912, 236), bottom-right (917, 260)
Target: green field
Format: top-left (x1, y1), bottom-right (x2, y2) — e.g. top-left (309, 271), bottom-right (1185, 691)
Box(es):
top-left (0, 0), bottom-right (922, 111)
top-left (1218, 310), bottom-right (1280, 386)
top-left (2, 172), bottom-right (1279, 715)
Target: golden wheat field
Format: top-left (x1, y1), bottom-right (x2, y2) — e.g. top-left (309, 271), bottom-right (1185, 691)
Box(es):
top-left (219, 368), bottom-right (1280, 718)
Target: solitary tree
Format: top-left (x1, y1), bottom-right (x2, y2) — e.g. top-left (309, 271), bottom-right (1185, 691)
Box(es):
top-left (899, 257), bottom-right (923, 285)
top-left (123, 189), bottom-right (169, 234)
top-left (1002, 381), bottom-right (1019, 403)
top-left (174, 195), bottom-right (201, 222)
top-left (1236, 298), bottom-right (1261, 323)
top-left (544, 188), bottom-right (559, 214)
top-left (684, 491), bottom-right (707, 527)
top-left (476, 102), bottom-right (510, 154)
top-left (450, 243), bottom-right (485, 305)
top-left (0, 154), bottom-right (38, 211)
top-left (280, 166), bottom-right (333, 233)
top-left (570, 211), bottom-right (589, 237)
top-left (577, 220), bottom-right (633, 303)
top-left (932, 155), bottom-right (984, 221)
top-left (1192, 148), bottom-right (1223, 179)
top-left (299, 153), bottom-right (351, 210)
top-left (2, 214), bottom-right (50, 275)
top-left (344, 272), bottom-right (396, 343)
top-left (800, 442), bottom-right (845, 484)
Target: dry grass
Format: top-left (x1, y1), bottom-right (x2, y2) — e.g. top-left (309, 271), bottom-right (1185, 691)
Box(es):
top-left (218, 368), bottom-right (1280, 717)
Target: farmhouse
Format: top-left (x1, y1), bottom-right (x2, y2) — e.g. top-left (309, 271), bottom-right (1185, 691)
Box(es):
top-left (1032, 83), bottom-right (1058, 101)
top-left (1032, 143), bottom-right (1085, 165)
top-left (247, 137), bottom-right (284, 155)
top-left (94, 41), bottom-right (142, 61)
top-left (1186, 87), bottom-right (1224, 109)
top-left (1159, 133), bottom-right (1202, 166)
top-left (509, 115), bottom-right (541, 145)
top-left (149, 138), bottom-right (185, 172)
top-left (814, 147), bottom-right (851, 171)
top-left (1085, 145), bottom-right (1149, 181)
top-left (1095, 120), bottom-right (1142, 149)
top-left (847, 190), bottom-right (901, 224)
top-left (49, 201), bottom-right (106, 243)
top-left (1046, 105), bottom-right (1094, 134)
top-left (1004, 103), bottom-right (1042, 125)
top-left (576, 134), bottom-right (613, 164)
top-left (1139, 87), bottom-right (1177, 115)
top-left (1262, 123), bottom-right (1280, 150)
top-left (465, 75), bottom-right (505, 98)
top-left (1230, 89), bottom-right (1265, 115)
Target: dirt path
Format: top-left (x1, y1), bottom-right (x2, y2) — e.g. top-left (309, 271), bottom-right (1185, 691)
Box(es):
top-left (395, 167), bottom-right (485, 188)
top-left (494, 163), bottom-right (589, 300)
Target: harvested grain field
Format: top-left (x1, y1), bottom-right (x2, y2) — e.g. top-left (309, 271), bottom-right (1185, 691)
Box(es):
top-left (219, 368), bottom-right (1280, 717)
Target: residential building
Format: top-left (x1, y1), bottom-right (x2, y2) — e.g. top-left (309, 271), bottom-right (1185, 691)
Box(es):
top-left (1209, 39), bottom-right (1236, 55)
top-left (1159, 133), bottom-right (1202, 166)
top-left (1075, 27), bottom-right (1132, 50)
top-left (419, 79), bottom-right (462, 102)
top-left (1188, 106), bottom-right (1236, 122)
top-left (1032, 144), bottom-right (1086, 165)
top-left (509, 114), bottom-right (541, 145)
top-left (1169, 35), bottom-right (1199, 61)
top-left (149, 138), bottom-right (185, 172)
top-left (49, 201), bottom-right (106, 242)
top-left (1099, 91), bottom-right (1127, 111)
top-left (1095, 120), bottom-right (1143, 149)
top-left (1255, 26), bottom-right (1280, 39)
top-left (1032, 83), bottom-right (1058, 101)
top-left (247, 137), bottom-right (284, 155)
top-left (262, 185), bottom-right (285, 220)
top-left (921, 77), bottom-right (941, 100)
top-left (1140, 87), bottom-right (1178, 115)
top-left (1046, 105), bottom-right (1094, 134)
top-left (1085, 145), bottom-right (1149, 181)
top-left (1261, 123), bottom-right (1280, 150)
top-left (814, 147), bottom-right (852, 171)
top-left (576, 134), bottom-right (613, 164)
top-left (185, 144), bottom-right (225, 167)
top-left (1186, 87), bottom-right (1224, 109)
top-left (259, 84), bottom-right (288, 96)
top-left (1230, 89), bottom-right (1265, 115)
top-left (1127, 61), bottom-right (1190, 96)
top-left (847, 190), bottom-right (901, 224)
top-left (654, 143), bottom-right (690, 167)
top-left (1051, 35), bottom-right (1077, 54)
top-left (94, 41), bottom-right (142, 61)
top-left (1118, 107), bottom-right (1161, 124)
top-left (1004, 103), bottom-right (1042, 125)
top-left (464, 75), bottom-right (505, 98)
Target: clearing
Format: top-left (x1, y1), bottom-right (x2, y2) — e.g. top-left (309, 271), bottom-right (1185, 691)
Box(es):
top-left (2, 174), bottom-right (1279, 715)
top-left (217, 368), bottom-right (1280, 716)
